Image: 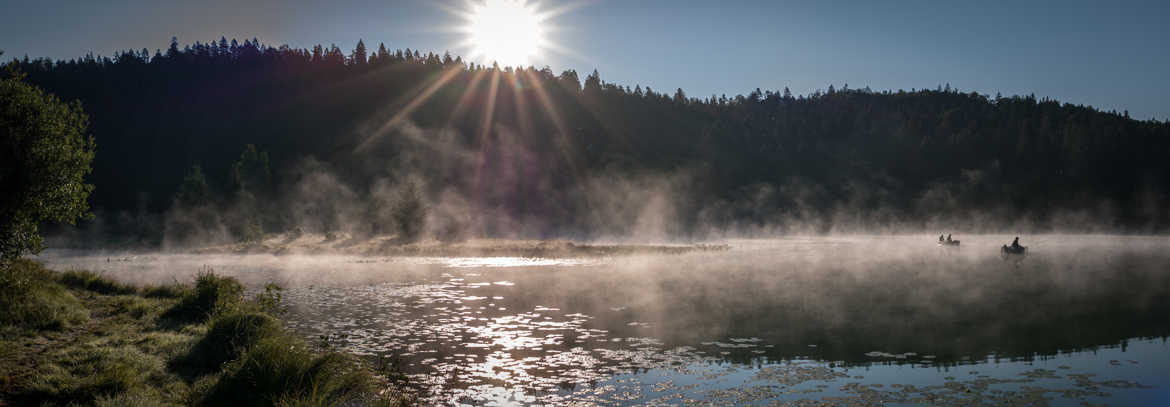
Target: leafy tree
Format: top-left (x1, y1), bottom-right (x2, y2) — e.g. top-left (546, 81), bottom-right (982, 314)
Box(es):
top-left (0, 65), bottom-right (95, 261)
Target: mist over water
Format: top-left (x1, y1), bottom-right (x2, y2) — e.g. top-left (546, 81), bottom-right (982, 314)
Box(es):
top-left (35, 235), bottom-right (1170, 405)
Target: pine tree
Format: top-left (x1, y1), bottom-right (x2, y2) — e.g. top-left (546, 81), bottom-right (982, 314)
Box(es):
top-left (166, 36), bottom-right (180, 58)
top-left (351, 39), bottom-right (367, 65)
top-left (311, 45), bottom-right (323, 62)
top-left (376, 43), bottom-right (390, 62)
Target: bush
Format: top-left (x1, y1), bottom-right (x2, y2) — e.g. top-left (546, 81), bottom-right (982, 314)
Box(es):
top-left (60, 270), bottom-right (138, 295)
top-left (162, 268), bottom-right (243, 323)
top-left (0, 260), bottom-right (88, 330)
top-left (176, 312), bottom-right (282, 376)
top-left (199, 336), bottom-right (376, 407)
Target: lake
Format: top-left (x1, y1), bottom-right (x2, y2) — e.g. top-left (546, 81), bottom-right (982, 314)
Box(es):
top-left (36, 235), bottom-right (1170, 406)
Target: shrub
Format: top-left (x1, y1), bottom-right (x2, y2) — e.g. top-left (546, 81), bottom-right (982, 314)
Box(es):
top-left (0, 260), bottom-right (87, 330)
top-left (60, 270), bottom-right (138, 295)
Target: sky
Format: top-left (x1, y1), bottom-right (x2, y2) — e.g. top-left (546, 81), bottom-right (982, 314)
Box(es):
top-left (2, 0), bottom-right (1168, 120)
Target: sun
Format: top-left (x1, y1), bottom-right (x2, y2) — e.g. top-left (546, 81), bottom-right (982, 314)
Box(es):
top-left (465, 0), bottom-right (545, 68)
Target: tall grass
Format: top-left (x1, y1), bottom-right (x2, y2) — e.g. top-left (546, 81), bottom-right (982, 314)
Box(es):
top-left (175, 312), bottom-right (281, 376)
top-left (2, 263), bottom-right (404, 406)
top-left (60, 270), bottom-right (138, 295)
top-left (199, 336), bottom-right (379, 407)
top-left (0, 259), bottom-right (88, 330)
top-left (14, 344), bottom-right (168, 406)
top-left (162, 268), bottom-right (244, 323)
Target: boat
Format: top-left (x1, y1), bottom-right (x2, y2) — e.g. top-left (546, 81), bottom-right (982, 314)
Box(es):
top-left (1000, 245), bottom-right (1027, 256)
top-left (938, 240), bottom-right (960, 246)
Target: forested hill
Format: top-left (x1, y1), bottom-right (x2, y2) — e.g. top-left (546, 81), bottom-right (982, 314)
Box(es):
top-left (10, 38), bottom-right (1170, 240)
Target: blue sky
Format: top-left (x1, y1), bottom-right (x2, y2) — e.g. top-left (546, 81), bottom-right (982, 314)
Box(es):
top-left (2, 0), bottom-right (1168, 119)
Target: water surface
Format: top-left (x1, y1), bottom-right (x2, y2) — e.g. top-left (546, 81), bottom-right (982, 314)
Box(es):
top-left (37, 235), bottom-right (1170, 405)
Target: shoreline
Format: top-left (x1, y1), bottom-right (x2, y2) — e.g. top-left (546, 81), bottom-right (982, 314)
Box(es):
top-left (0, 260), bottom-right (411, 406)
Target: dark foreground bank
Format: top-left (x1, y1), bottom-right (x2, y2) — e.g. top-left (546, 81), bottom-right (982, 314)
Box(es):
top-left (0, 260), bottom-right (412, 406)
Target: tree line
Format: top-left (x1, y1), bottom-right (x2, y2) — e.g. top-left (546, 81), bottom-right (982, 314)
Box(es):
top-left (9, 37), bottom-right (1170, 243)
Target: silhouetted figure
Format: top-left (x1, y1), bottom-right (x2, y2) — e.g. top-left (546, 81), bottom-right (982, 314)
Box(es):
top-left (946, 234), bottom-right (952, 242)
top-left (1002, 236), bottom-right (1027, 257)
top-left (939, 235), bottom-right (944, 243)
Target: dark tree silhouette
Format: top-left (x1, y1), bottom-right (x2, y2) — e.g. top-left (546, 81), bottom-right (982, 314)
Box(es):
top-left (8, 38), bottom-right (1170, 242)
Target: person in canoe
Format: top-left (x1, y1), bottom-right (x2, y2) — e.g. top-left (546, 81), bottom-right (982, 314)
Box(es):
top-left (1002, 236), bottom-right (1027, 255)
top-left (938, 234), bottom-right (960, 246)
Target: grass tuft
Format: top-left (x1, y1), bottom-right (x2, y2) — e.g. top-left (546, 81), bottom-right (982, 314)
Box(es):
top-left (142, 282), bottom-right (191, 299)
top-left (162, 268), bottom-right (244, 323)
top-left (175, 312), bottom-right (282, 376)
top-left (0, 259), bottom-right (88, 330)
top-left (199, 336), bottom-right (376, 407)
top-left (14, 345), bottom-right (163, 406)
top-left (60, 270), bottom-right (139, 295)
top-left (1, 262), bottom-right (405, 406)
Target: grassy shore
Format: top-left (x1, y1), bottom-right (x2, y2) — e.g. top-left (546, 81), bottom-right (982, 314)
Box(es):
top-left (0, 260), bottom-right (410, 406)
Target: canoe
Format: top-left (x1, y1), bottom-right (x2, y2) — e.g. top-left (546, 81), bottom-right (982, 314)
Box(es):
top-left (1001, 245), bottom-right (1027, 255)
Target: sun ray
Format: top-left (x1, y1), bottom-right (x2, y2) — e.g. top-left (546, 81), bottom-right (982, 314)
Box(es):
top-left (521, 69), bottom-right (586, 182)
top-left (430, 0), bottom-right (477, 21)
top-left (532, 0), bottom-right (592, 20)
top-left (355, 66), bottom-right (464, 152)
top-left (538, 38), bottom-right (596, 68)
top-left (471, 69), bottom-right (503, 211)
top-left (446, 68), bottom-right (490, 125)
top-left (507, 69), bottom-right (535, 137)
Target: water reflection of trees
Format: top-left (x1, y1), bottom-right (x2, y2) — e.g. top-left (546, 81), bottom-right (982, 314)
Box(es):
top-left (510, 250), bottom-right (1170, 365)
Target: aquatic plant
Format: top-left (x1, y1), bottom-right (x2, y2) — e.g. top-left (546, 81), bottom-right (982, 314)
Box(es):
top-left (253, 282), bottom-right (288, 316)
